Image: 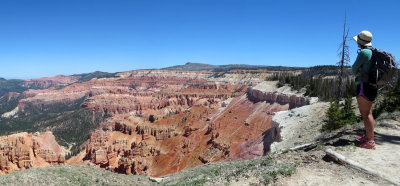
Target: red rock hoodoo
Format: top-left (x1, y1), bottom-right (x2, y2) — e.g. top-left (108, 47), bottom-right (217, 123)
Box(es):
top-left (0, 132), bottom-right (65, 174)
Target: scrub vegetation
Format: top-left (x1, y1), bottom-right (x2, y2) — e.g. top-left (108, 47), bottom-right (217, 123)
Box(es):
top-left (0, 155), bottom-right (295, 186)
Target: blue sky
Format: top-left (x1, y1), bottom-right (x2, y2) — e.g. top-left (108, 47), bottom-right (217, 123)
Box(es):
top-left (0, 0), bottom-right (399, 79)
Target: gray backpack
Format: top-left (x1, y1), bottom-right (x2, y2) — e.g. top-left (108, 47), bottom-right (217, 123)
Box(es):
top-left (368, 48), bottom-right (397, 86)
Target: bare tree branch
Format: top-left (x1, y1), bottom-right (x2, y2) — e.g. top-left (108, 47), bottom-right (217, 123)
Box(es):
top-left (337, 13), bottom-right (350, 99)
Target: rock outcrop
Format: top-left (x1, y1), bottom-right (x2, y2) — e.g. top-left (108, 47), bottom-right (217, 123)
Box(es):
top-left (230, 101), bottom-right (330, 161)
top-left (0, 132), bottom-right (65, 174)
top-left (269, 102), bottom-right (330, 153)
top-left (247, 86), bottom-right (309, 109)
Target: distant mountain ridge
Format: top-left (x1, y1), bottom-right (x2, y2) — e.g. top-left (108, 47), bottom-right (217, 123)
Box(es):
top-left (72, 71), bottom-right (118, 82)
top-left (163, 62), bottom-right (306, 72)
top-left (0, 78), bottom-right (27, 97)
top-left (2, 63), bottom-right (335, 83)
top-left (0, 71), bottom-right (118, 96)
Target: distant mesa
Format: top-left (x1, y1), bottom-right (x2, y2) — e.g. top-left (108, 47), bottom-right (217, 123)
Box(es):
top-left (163, 62), bottom-right (217, 71)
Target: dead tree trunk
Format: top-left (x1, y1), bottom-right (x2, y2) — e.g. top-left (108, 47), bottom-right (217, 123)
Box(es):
top-left (337, 14), bottom-right (350, 100)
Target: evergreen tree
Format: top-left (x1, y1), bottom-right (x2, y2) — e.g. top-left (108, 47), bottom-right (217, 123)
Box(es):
top-left (322, 97), bottom-right (357, 132)
top-left (373, 70), bottom-right (400, 117)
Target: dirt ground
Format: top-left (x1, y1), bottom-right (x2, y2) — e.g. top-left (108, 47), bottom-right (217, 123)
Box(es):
top-left (334, 118), bottom-right (400, 185)
top-left (273, 150), bottom-right (391, 186)
top-left (271, 112), bottom-right (400, 186)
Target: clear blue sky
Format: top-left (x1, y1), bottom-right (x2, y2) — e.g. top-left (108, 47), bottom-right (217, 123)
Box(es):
top-left (0, 0), bottom-right (399, 79)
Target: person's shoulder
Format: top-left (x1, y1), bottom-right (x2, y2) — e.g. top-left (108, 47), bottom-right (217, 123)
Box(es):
top-left (360, 49), bottom-right (372, 54)
top-left (359, 49), bottom-right (373, 57)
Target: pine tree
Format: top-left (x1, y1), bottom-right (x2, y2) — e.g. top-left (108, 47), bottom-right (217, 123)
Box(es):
top-left (322, 97), bottom-right (357, 132)
top-left (323, 101), bottom-right (344, 131)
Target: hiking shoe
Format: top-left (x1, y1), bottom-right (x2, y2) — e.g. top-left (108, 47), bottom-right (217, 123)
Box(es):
top-left (359, 140), bottom-right (376, 150)
top-left (355, 134), bottom-right (368, 143)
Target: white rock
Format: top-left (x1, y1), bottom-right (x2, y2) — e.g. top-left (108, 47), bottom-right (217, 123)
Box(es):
top-left (1, 107), bottom-right (19, 118)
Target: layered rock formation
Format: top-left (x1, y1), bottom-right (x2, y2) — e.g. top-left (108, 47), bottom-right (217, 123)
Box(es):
top-left (117, 70), bottom-right (213, 79)
top-left (246, 82), bottom-right (310, 109)
top-left (0, 132), bottom-right (65, 174)
top-left (1, 68), bottom-right (310, 176)
top-left (69, 92), bottom-right (292, 176)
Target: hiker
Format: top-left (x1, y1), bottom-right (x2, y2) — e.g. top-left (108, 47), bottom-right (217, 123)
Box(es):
top-left (352, 30), bottom-right (377, 149)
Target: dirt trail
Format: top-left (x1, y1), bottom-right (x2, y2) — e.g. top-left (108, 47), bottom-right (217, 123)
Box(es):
top-left (332, 117), bottom-right (400, 185)
top-left (273, 111), bottom-right (400, 186)
top-left (274, 149), bottom-right (391, 186)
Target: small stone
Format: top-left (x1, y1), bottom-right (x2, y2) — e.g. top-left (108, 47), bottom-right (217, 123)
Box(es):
top-left (149, 177), bottom-right (165, 183)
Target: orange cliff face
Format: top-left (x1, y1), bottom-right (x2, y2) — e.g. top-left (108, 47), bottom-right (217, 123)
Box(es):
top-left (0, 132), bottom-right (65, 174)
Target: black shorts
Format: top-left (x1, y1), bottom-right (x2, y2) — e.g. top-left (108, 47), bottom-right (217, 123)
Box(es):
top-left (356, 82), bottom-right (378, 101)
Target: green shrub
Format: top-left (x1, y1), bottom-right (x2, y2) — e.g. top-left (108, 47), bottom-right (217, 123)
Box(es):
top-left (322, 96), bottom-right (357, 132)
top-left (373, 72), bottom-right (400, 117)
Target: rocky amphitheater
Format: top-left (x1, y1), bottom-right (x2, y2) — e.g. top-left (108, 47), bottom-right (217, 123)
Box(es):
top-left (1, 68), bottom-right (314, 176)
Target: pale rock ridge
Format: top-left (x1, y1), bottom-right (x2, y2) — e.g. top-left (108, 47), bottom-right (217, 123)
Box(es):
top-left (246, 82), bottom-right (310, 109)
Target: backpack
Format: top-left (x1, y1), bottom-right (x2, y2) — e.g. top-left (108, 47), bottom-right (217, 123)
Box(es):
top-left (368, 48), bottom-right (397, 86)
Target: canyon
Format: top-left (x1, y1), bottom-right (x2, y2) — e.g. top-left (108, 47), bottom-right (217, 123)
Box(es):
top-left (0, 67), bottom-right (311, 176)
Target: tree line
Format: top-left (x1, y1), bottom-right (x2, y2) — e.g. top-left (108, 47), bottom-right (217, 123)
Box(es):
top-left (267, 70), bottom-right (356, 101)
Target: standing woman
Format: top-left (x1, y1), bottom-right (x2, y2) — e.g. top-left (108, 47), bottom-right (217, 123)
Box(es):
top-left (352, 30), bottom-right (377, 149)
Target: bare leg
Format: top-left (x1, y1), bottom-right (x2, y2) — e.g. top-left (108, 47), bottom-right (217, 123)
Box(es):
top-left (357, 96), bottom-right (374, 141)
